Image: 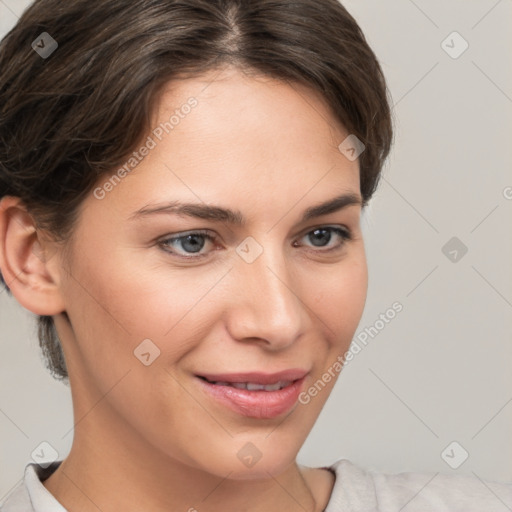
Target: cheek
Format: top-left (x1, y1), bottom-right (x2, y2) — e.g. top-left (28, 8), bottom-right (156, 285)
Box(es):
top-left (61, 246), bottom-right (226, 378)
top-left (297, 255), bottom-right (367, 409)
top-left (316, 252), bottom-right (368, 342)
top-left (60, 256), bottom-right (226, 457)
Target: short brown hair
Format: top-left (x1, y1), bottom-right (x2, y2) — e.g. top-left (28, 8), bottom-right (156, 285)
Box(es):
top-left (0, 0), bottom-right (393, 380)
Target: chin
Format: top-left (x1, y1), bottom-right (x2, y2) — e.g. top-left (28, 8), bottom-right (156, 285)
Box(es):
top-left (216, 456), bottom-right (297, 481)
top-left (199, 439), bottom-right (300, 481)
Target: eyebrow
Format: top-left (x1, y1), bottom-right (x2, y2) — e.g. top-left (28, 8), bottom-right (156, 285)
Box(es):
top-left (130, 192), bottom-right (362, 225)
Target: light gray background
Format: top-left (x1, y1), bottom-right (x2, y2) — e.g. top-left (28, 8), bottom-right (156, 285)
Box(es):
top-left (1, 0), bottom-right (511, 501)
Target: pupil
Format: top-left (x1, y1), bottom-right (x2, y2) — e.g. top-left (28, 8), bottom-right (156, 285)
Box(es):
top-left (182, 234), bottom-right (205, 253)
top-left (310, 229), bottom-right (331, 247)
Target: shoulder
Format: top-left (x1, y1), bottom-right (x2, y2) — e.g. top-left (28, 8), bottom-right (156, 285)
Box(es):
top-left (0, 461), bottom-right (64, 512)
top-left (0, 479), bottom-right (31, 512)
top-left (325, 458), bottom-right (512, 512)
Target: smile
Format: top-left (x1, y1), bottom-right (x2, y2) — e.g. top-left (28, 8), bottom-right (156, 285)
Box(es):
top-left (199, 377), bottom-right (292, 391)
top-left (195, 370), bottom-right (308, 419)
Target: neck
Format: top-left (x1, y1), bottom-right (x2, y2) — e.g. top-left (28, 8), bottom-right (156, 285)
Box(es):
top-left (43, 403), bottom-right (328, 512)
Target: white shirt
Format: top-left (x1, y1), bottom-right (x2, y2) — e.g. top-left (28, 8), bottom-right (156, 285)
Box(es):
top-left (1, 459), bottom-right (512, 511)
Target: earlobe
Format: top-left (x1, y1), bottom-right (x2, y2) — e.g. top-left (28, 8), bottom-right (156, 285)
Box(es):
top-left (0, 196), bottom-right (66, 315)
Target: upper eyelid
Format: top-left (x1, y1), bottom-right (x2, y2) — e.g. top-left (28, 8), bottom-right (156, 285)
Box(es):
top-left (163, 224), bottom-right (350, 241)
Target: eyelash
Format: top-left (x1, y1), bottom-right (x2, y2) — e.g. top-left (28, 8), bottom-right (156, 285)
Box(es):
top-left (158, 226), bottom-right (352, 260)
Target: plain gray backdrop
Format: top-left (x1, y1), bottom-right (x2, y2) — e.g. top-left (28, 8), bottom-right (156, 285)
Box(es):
top-left (1, 0), bottom-right (511, 500)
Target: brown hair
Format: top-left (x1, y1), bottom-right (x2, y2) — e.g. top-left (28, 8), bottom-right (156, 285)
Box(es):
top-left (0, 0), bottom-right (393, 381)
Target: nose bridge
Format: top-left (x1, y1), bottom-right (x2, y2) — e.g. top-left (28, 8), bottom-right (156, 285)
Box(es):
top-left (228, 240), bottom-right (306, 348)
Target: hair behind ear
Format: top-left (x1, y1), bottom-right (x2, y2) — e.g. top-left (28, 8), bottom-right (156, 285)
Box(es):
top-left (38, 315), bottom-right (69, 382)
top-left (0, 271), bottom-right (11, 294)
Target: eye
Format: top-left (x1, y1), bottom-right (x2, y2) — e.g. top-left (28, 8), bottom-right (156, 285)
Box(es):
top-left (295, 226), bottom-right (352, 251)
top-left (158, 225), bottom-right (352, 260)
top-left (159, 230), bottom-right (217, 259)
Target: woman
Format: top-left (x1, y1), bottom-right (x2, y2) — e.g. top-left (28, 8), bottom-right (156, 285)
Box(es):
top-left (0, 0), bottom-right (510, 510)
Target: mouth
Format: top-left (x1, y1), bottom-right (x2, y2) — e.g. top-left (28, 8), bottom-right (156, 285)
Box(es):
top-left (197, 369), bottom-right (308, 385)
top-left (198, 377), bottom-right (294, 391)
top-left (195, 370), bottom-right (308, 419)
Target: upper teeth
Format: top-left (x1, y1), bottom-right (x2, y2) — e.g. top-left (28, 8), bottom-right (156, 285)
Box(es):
top-left (212, 380), bottom-right (291, 391)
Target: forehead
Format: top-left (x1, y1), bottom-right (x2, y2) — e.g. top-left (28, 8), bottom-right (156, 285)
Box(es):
top-left (155, 66), bottom-right (347, 152)
top-left (85, 66), bottom-right (361, 223)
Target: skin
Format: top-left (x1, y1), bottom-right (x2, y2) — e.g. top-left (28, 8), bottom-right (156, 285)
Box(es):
top-left (0, 66), bottom-right (368, 512)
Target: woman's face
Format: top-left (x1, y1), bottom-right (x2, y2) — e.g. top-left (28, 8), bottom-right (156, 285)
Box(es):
top-left (54, 66), bottom-right (368, 478)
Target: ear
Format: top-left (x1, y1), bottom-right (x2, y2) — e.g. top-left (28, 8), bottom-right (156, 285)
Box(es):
top-left (0, 196), bottom-right (66, 315)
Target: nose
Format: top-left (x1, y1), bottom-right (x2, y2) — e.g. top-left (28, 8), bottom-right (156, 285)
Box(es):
top-left (224, 243), bottom-right (308, 350)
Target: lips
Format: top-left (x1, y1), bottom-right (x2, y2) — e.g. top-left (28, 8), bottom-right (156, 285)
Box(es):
top-left (195, 369), bottom-right (308, 419)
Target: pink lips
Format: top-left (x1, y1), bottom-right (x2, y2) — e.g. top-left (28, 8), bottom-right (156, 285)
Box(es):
top-left (196, 369), bottom-right (308, 419)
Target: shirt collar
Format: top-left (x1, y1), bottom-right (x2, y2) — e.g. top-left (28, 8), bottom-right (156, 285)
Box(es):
top-left (25, 461), bottom-right (68, 512)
